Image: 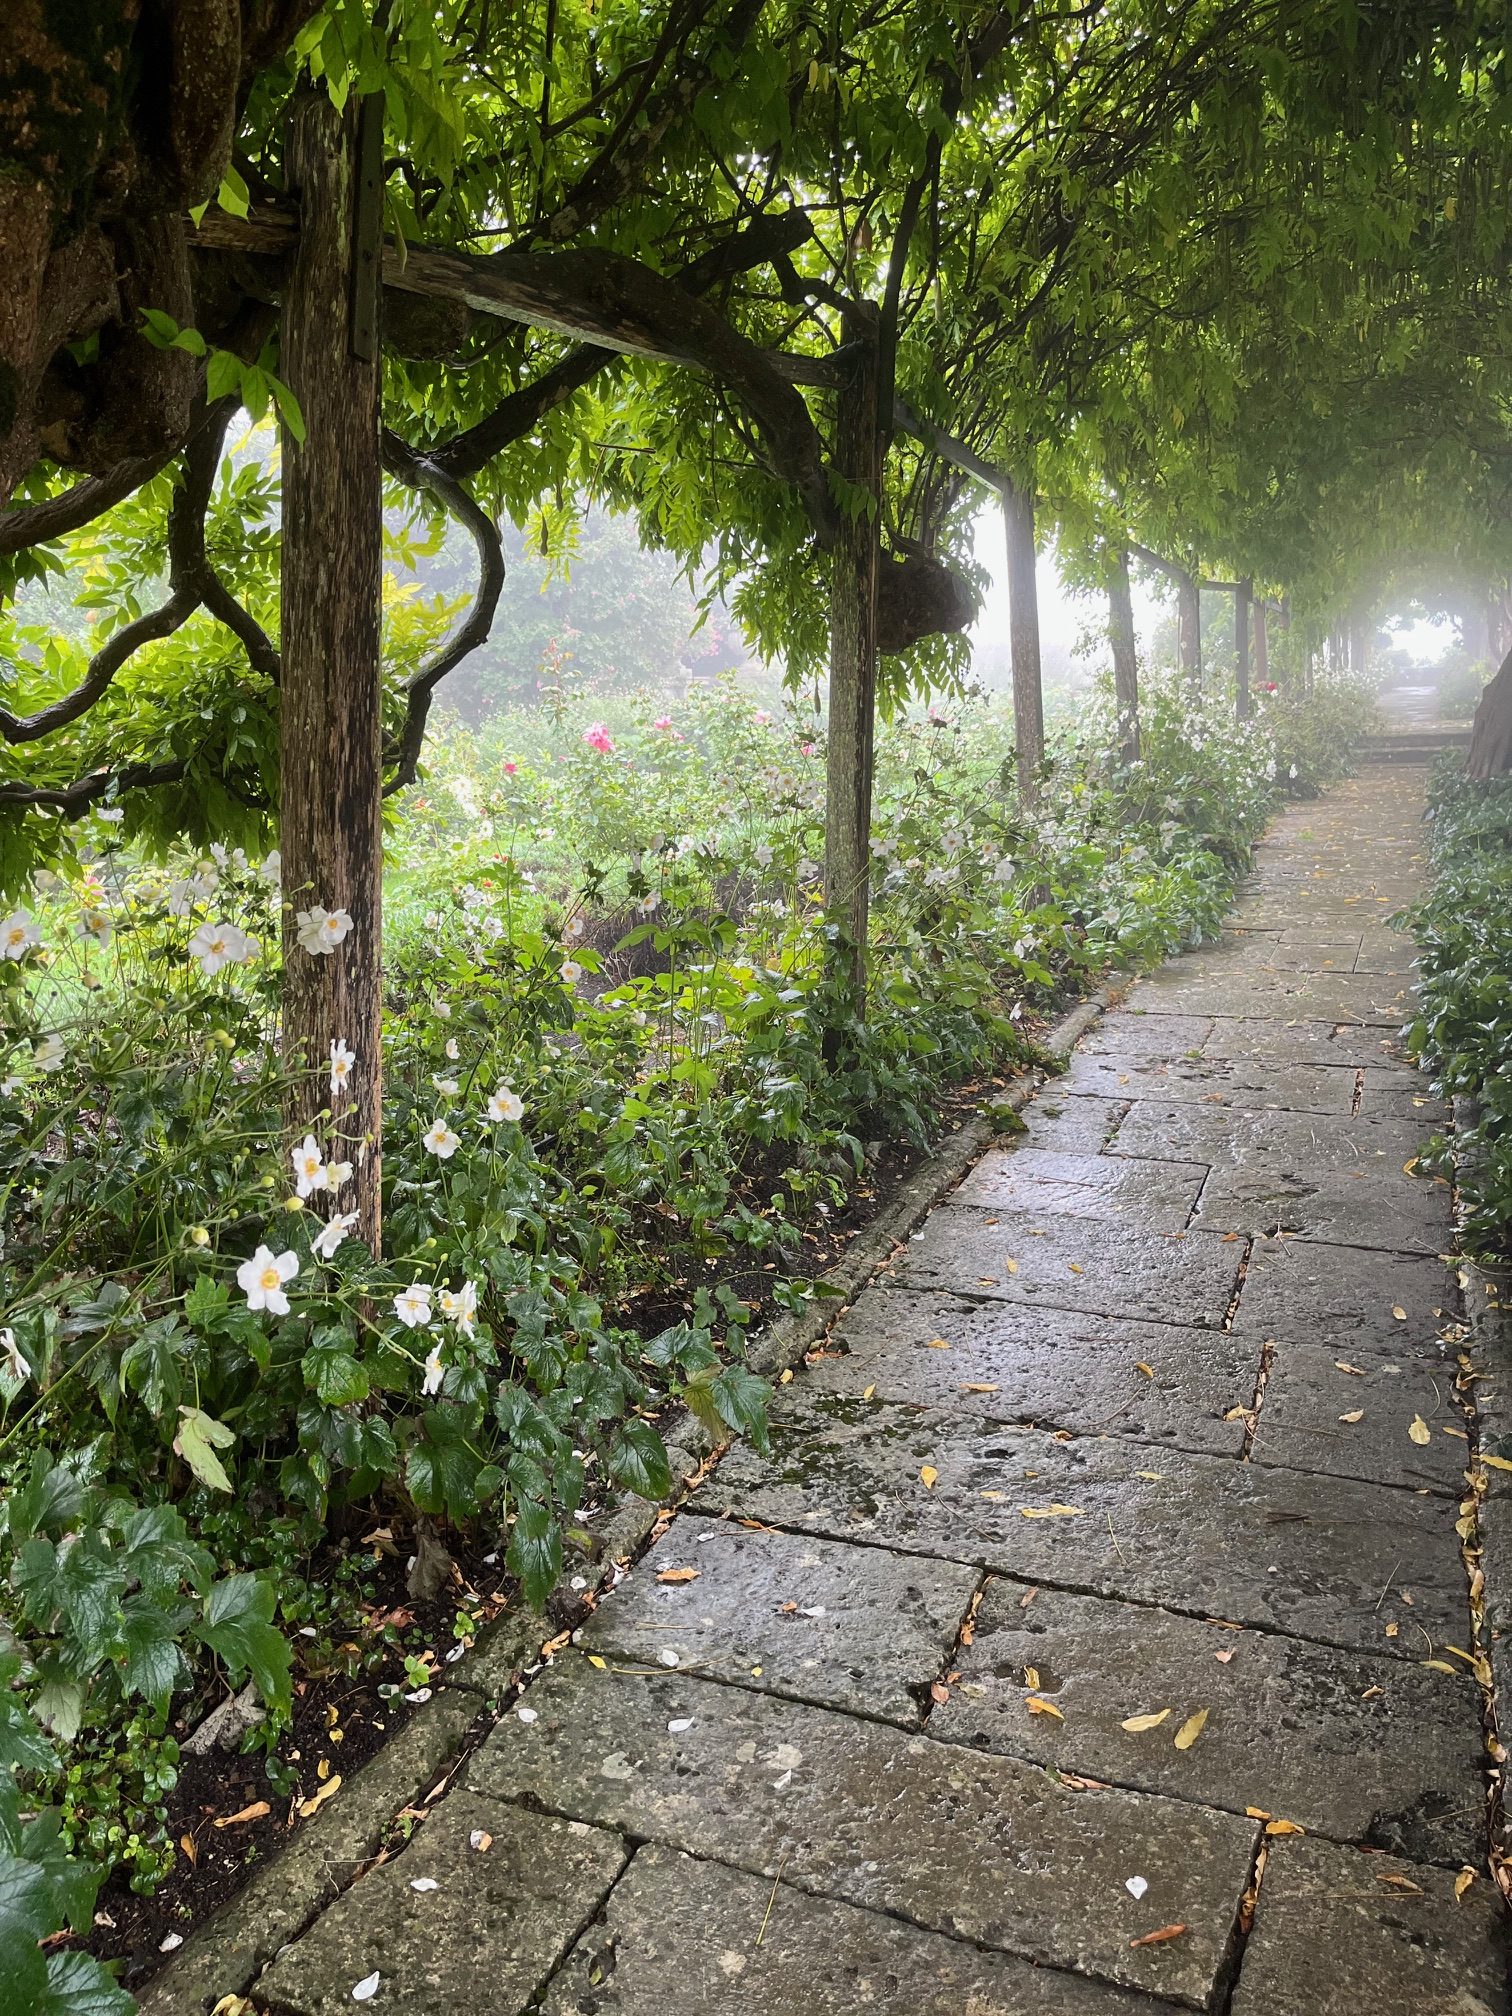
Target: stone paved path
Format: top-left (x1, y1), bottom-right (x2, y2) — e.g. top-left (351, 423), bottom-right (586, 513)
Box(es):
top-left (258, 771), bottom-right (1508, 2016)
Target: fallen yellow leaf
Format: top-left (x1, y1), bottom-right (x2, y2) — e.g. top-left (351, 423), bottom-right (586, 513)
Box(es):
top-left (960, 1382), bottom-right (1000, 1393)
top-left (1482, 1453), bottom-right (1512, 1473)
top-left (1392, 1305), bottom-right (1407, 1321)
top-left (214, 1800), bottom-right (270, 1828)
top-left (1026, 1695), bottom-right (1064, 1720)
top-left (1265, 1818), bottom-right (1305, 1837)
top-left (1455, 1868), bottom-right (1477, 1901)
top-left (1408, 1415), bottom-right (1432, 1445)
top-left (919, 1465), bottom-right (939, 1489)
top-left (1339, 1409), bottom-right (1364, 1424)
top-left (1173, 1708), bottom-right (1209, 1751)
top-left (926, 1337), bottom-right (951, 1350)
top-left (1020, 1503), bottom-right (1084, 1519)
top-left (1120, 1709), bottom-right (1171, 1733)
top-left (1135, 1361), bottom-right (1155, 1378)
top-left (587, 1654), bottom-right (608, 1669)
top-left (1335, 1360), bottom-right (1367, 1375)
top-left (1004, 1257), bottom-right (1020, 1274)
top-left (656, 1567), bottom-right (700, 1584)
top-left (1129, 1924), bottom-right (1188, 1949)
top-left (297, 1773), bottom-right (342, 1819)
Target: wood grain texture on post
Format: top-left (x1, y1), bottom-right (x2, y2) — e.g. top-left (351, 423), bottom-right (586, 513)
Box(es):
top-left (279, 89), bottom-right (385, 1251)
top-left (1109, 546), bottom-right (1140, 765)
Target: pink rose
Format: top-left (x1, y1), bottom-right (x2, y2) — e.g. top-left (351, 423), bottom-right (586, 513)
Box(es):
top-left (503, 761), bottom-right (518, 774)
top-left (651, 716), bottom-right (673, 730)
top-left (582, 723), bottom-right (616, 754)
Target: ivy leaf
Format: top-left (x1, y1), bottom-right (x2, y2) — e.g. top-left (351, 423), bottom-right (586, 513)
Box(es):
top-left (606, 1419), bottom-right (672, 1501)
top-left (506, 1499), bottom-right (562, 1610)
top-left (38, 1949), bottom-right (136, 2016)
top-left (302, 1331), bottom-right (370, 1407)
top-left (172, 1407), bottom-right (235, 1493)
top-left (196, 1574), bottom-right (291, 1717)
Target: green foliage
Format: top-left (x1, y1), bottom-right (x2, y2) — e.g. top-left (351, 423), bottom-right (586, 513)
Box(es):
top-left (1403, 758), bottom-right (1512, 1256)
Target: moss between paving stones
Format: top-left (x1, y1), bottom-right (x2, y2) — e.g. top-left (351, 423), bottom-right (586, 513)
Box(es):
top-left (139, 986), bottom-right (1116, 2013)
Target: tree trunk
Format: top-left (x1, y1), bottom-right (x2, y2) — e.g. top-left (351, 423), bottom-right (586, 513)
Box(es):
top-left (1002, 475), bottom-right (1044, 800)
top-left (823, 307), bottom-right (882, 1004)
top-left (1466, 646), bottom-right (1512, 779)
top-left (280, 90), bottom-right (385, 1251)
top-left (1254, 598), bottom-right (1270, 689)
top-left (1108, 546), bottom-right (1139, 764)
top-left (1177, 569), bottom-right (1201, 696)
top-left (1348, 616), bottom-right (1369, 672)
top-left (1235, 577), bottom-right (1252, 723)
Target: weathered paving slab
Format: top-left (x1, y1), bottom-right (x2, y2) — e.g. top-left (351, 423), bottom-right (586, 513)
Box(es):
top-left (468, 1654), bottom-right (1259, 2008)
top-left (803, 1286), bottom-right (1253, 1455)
top-left (693, 1393), bottom-right (1468, 1658)
top-left (1198, 1017), bottom-right (1416, 1070)
top-left (895, 1207), bottom-right (1242, 1328)
top-left (953, 1147), bottom-right (1208, 1229)
top-left (930, 1582), bottom-right (1482, 1868)
top-left (578, 1516), bottom-right (978, 1723)
top-left (1212, 931), bottom-right (1365, 972)
top-left (1080, 1012), bottom-right (1216, 1058)
top-left (1120, 970), bottom-right (1416, 1027)
top-left (1353, 928), bottom-right (1419, 976)
top-left (1251, 1340), bottom-right (1468, 1494)
top-left (1058, 1051), bottom-right (1360, 1115)
top-left (543, 1846), bottom-right (1185, 2016)
top-left (1017, 1094), bottom-right (1128, 1153)
top-left (256, 1796), bottom-right (626, 2015)
top-left (1232, 1236), bottom-right (1458, 1349)
top-left (1112, 1102), bottom-right (1431, 1175)
top-left (1192, 1163), bottom-right (1451, 1251)
top-left (1357, 1063), bottom-right (1447, 1120)
top-left (1230, 1835), bottom-right (1509, 2016)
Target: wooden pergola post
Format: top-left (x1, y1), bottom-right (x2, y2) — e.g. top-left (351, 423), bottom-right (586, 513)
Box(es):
top-left (1235, 576), bottom-right (1253, 722)
top-left (1002, 473), bottom-right (1045, 801)
top-left (279, 89), bottom-right (386, 1251)
top-left (1108, 545), bottom-right (1140, 764)
top-left (823, 307), bottom-right (883, 1005)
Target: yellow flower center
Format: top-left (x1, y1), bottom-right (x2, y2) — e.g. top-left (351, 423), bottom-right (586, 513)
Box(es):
top-left (259, 1265), bottom-right (281, 1291)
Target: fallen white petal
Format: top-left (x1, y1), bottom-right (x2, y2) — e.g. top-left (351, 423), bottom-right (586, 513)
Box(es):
top-left (517, 1706), bottom-right (539, 1723)
top-left (667, 1718), bottom-right (694, 1734)
top-left (1125, 1876), bottom-right (1149, 1901)
top-left (158, 1933), bottom-right (184, 1954)
top-left (409, 1877), bottom-right (439, 1894)
top-left (352, 1972), bottom-right (381, 2001)
top-left (657, 1648), bottom-right (680, 1667)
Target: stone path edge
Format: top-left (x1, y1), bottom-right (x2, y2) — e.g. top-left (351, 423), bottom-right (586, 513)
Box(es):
top-left (140, 987), bottom-right (1122, 2013)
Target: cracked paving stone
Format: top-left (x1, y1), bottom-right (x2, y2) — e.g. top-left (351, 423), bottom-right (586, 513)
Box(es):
top-left (255, 1795), bottom-right (626, 2016)
top-left (467, 1653), bottom-right (1258, 2008)
top-left (577, 1516), bottom-right (978, 1723)
top-left (1250, 1340), bottom-right (1467, 1495)
top-left (802, 1286), bottom-right (1253, 1456)
top-left (1353, 930), bottom-right (1419, 976)
top-left (1120, 970), bottom-right (1416, 1027)
top-left (1210, 933), bottom-right (1365, 972)
top-left (1018, 1095), bottom-right (1129, 1153)
top-left (1079, 1013), bottom-right (1216, 1060)
top-left (1112, 1103), bottom-right (1434, 1176)
top-left (893, 1207), bottom-right (1242, 1328)
top-left (1192, 1166), bottom-right (1451, 1252)
top-left (1230, 1835), bottom-right (1509, 2016)
top-left (1232, 1237), bottom-right (1459, 1349)
top-left (1057, 1052), bottom-right (1360, 1115)
top-left (692, 1393), bottom-right (1468, 1660)
top-left (930, 1582), bottom-right (1483, 1869)
top-left (952, 1147), bottom-right (1208, 1229)
top-left (543, 1845), bottom-right (1187, 2016)
top-left (1357, 1065), bottom-right (1448, 1121)
top-left (1198, 1019), bottom-right (1416, 1071)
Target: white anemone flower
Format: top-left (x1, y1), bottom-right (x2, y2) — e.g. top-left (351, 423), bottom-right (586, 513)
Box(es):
top-left (291, 1134), bottom-right (328, 1198)
top-left (563, 915), bottom-right (585, 942)
top-left (420, 1342), bottom-right (446, 1395)
top-left (0, 910), bottom-right (41, 960)
top-left (295, 905), bottom-right (354, 956)
top-left (188, 920), bottom-right (253, 977)
top-left (95, 806), bottom-right (125, 824)
top-left (1, 1329), bottom-right (31, 1385)
top-left (394, 1283), bottom-right (433, 1329)
top-left (312, 1210), bottom-right (358, 1260)
top-left (329, 1039), bottom-right (356, 1099)
top-left (636, 892), bottom-right (660, 916)
top-left (486, 1085), bottom-right (524, 1124)
top-left (78, 907), bottom-right (113, 947)
top-left (33, 1035), bottom-right (66, 1073)
top-left (560, 960), bottom-right (582, 984)
top-left (440, 1279), bottom-right (478, 1340)
top-left (444, 1036), bottom-right (460, 1061)
top-left (237, 1244), bottom-right (299, 1315)
top-left (422, 1119), bottom-right (461, 1159)
top-left (325, 1158), bottom-right (354, 1193)
top-left (257, 850), bottom-right (282, 886)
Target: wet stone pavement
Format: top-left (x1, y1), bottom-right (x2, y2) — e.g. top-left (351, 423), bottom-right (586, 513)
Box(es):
top-left (257, 770), bottom-right (1508, 2015)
